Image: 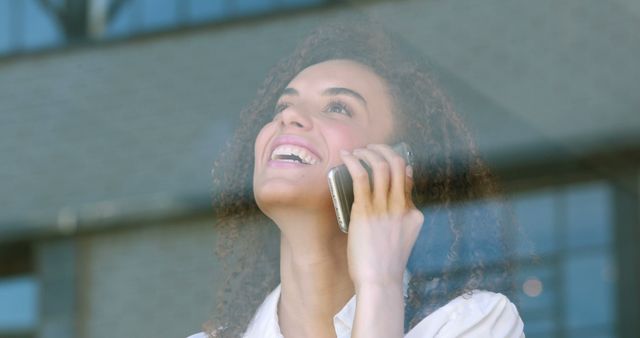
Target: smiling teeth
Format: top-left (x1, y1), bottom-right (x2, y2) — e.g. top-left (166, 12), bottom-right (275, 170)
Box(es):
top-left (271, 145), bottom-right (319, 165)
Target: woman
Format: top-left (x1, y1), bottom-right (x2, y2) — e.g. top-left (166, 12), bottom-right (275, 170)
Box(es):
top-left (191, 21), bottom-right (524, 338)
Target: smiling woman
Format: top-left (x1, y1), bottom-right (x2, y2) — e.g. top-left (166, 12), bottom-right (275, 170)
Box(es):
top-left (191, 20), bottom-right (524, 338)
top-left (253, 60), bottom-right (395, 219)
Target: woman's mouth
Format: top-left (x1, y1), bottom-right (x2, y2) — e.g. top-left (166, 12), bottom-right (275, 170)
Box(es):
top-left (270, 145), bottom-right (319, 165)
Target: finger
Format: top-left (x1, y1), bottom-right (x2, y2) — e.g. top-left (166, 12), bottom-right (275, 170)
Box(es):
top-left (404, 164), bottom-right (415, 208)
top-left (339, 150), bottom-right (372, 206)
top-left (367, 144), bottom-right (407, 212)
top-left (353, 147), bottom-right (390, 211)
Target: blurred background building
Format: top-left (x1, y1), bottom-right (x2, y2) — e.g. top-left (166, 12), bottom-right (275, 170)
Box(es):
top-left (0, 0), bottom-right (638, 337)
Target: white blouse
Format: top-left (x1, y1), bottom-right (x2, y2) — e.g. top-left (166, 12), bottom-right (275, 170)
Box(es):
top-left (188, 284), bottom-right (525, 338)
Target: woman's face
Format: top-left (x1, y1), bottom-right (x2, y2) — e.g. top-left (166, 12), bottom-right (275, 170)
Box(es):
top-left (253, 59), bottom-right (395, 214)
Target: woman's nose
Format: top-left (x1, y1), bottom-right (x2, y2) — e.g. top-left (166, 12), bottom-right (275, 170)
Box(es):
top-left (279, 106), bottom-right (312, 130)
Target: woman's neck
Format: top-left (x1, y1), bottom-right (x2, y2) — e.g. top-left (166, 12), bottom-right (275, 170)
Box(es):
top-left (275, 212), bottom-right (355, 338)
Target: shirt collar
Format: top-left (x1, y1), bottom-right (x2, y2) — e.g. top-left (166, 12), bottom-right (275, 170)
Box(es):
top-left (243, 285), bottom-right (284, 338)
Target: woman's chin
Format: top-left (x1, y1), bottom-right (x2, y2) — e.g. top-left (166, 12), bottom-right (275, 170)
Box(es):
top-left (256, 186), bottom-right (308, 206)
top-left (255, 181), bottom-right (330, 213)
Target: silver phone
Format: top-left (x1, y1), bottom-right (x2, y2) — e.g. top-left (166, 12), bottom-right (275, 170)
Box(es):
top-left (327, 142), bottom-right (414, 233)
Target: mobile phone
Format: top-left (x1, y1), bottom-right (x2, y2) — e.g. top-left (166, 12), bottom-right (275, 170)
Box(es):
top-left (327, 142), bottom-right (414, 233)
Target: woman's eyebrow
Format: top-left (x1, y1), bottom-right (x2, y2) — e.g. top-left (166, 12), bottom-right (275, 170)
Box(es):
top-left (281, 87), bottom-right (299, 97)
top-left (323, 87), bottom-right (368, 107)
top-left (279, 87), bottom-right (368, 107)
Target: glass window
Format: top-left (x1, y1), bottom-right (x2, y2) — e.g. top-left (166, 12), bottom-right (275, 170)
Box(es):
top-left (513, 181), bottom-right (616, 337)
top-left (139, 0), bottom-right (178, 31)
top-left (566, 182), bottom-right (612, 249)
top-left (188, 0), bottom-right (227, 23)
top-left (0, 0), bottom-right (10, 54)
top-left (234, 0), bottom-right (277, 16)
top-left (22, 0), bottom-right (63, 50)
top-left (106, 0), bottom-right (139, 38)
top-left (0, 0), bottom-right (331, 57)
top-left (513, 188), bottom-right (558, 256)
top-left (0, 276), bottom-right (38, 334)
top-left (565, 251), bottom-right (615, 333)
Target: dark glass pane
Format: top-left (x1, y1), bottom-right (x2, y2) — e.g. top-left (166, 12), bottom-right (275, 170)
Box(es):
top-left (408, 205), bottom-right (454, 273)
top-left (566, 181), bottom-right (612, 249)
top-left (234, 0), bottom-right (277, 16)
top-left (280, 0), bottom-right (325, 8)
top-left (0, 0), bottom-right (10, 54)
top-left (140, 0), bottom-right (177, 31)
top-left (23, 0), bottom-right (62, 50)
top-left (0, 276), bottom-right (38, 331)
top-left (107, 0), bottom-right (138, 38)
top-left (188, 0), bottom-right (227, 23)
top-left (524, 319), bottom-right (555, 338)
top-left (457, 199), bottom-right (510, 265)
top-left (566, 326), bottom-right (614, 338)
top-left (565, 250), bottom-right (616, 330)
top-left (513, 188), bottom-right (558, 256)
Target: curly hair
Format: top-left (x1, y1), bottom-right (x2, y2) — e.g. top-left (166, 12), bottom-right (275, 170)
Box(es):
top-left (205, 19), bottom-right (516, 337)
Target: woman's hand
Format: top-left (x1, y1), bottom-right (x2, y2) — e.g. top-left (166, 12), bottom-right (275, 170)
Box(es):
top-left (340, 144), bottom-right (424, 338)
top-left (340, 143), bottom-right (424, 290)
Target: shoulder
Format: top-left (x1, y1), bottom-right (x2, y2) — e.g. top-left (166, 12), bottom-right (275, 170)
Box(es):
top-left (186, 286), bottom-right (281, 338)
top-left (449, 290), bottom-right (520, 318)
top-left (406, 290), bottom-right (525, 338)
top-left (242, 284), bottom-right (283, 337)
top-left (185, 333), bottom-right (208, 338)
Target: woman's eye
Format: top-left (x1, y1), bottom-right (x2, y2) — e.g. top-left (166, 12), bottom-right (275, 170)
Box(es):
top-left (324, 101), bottom-right (352, 117)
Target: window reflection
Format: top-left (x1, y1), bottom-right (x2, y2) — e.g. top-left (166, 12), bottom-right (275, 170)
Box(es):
top-left (407, 180), bottom-right (617, 337)
top-left (512, 181), bottom-right (616, 338)
top-left (0, 276), bottom-right (38, 337)
top-left (0, 0), bottom-right (328, 56)
top-left (0, 1), bottom-right (634, 337)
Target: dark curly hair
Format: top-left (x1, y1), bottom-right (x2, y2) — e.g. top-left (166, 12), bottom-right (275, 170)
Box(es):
top-left (205, 19), bottom-right (516, 337)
